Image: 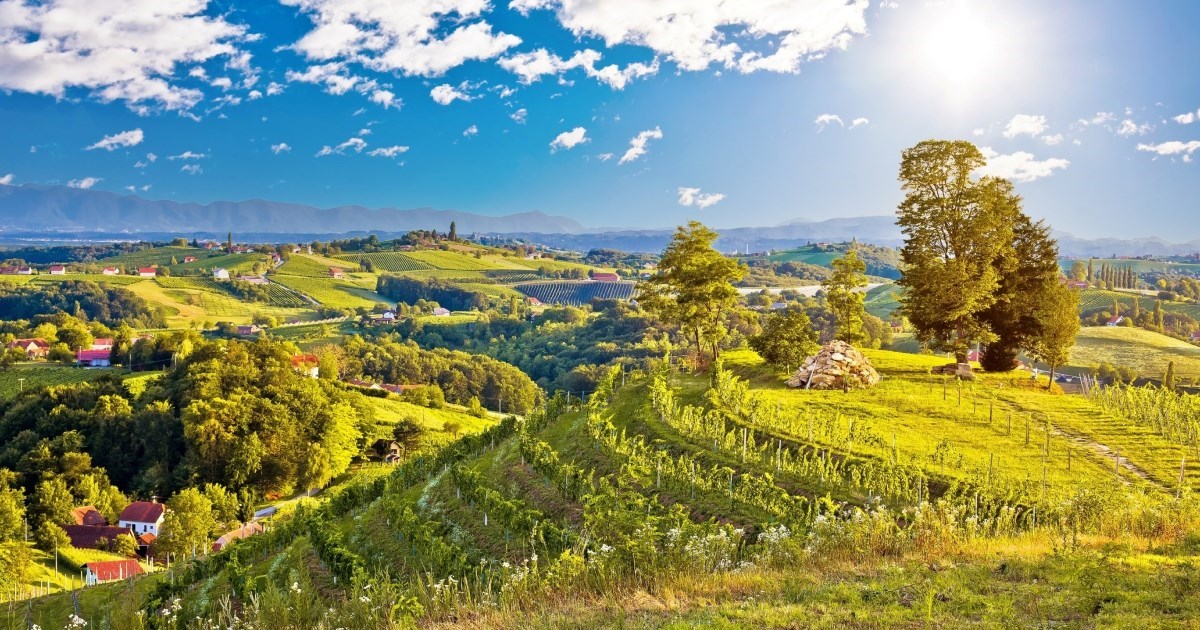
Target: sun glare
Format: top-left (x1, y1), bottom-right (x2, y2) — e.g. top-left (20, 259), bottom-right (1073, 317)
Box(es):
top-left (918, 4), bottom-right (1002, 101)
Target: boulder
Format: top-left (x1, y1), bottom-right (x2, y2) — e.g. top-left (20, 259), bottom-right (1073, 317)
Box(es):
top-left (931, 362), bottom-right (976, 381)
top-left (786, 340), bottom-right (880, 390)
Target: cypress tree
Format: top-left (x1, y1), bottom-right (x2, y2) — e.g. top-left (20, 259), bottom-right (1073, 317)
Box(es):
top-left (1164, 361), bottom-right (1176, 391)
top-left (1132, 296), bottom-right (1140, 320)
top-left (1155, 300), bottom-right (1165, 331)
top-left (1087, 258), bottom-right (1094, 283)
top-left (1112, 297), bottom-right (1120, 319)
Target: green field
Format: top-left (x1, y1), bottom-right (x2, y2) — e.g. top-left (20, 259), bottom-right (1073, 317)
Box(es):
top-left (1078, 287), bottom-right (1200, 319)
top-left (403, 249), bottom-right (524, 271)
top-left (766, 245), bottom-right (841, 266)
top-left (274, 252), bottom-right (354, 277)
top-left (170, 252), bottom-right (267, 275)
top-left (0, 365), bottom-right (128, 399)
top-left (124, 279), bottom-right (310, 327)
top-left (1060, 257), bottom-right (1200, 275)
top-left (864, 283), bottom-right (902, 318)
top-left (28, 273), bottom-right (147, 286)
top-left (514, 280), bottom-right (636, 305)
top-left (334, 251), bottom-right (433, 272)
top-left (1070, 326), bottom-right (1200, 380)
top-left (154, 276), bottom-right (309, 308)
top-left (99, 245), bottom-right (219, 268)
top-left (270, 274), bottom-right (390, 309)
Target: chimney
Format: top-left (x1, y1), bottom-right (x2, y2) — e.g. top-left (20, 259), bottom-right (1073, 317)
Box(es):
top-left (150, 495), bottom-right (158, 504)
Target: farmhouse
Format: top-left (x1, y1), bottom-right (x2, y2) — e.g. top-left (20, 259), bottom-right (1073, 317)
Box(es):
top-left (119, 500), bottom-right (165, 536)
top-left (591, 272), bottom-right (620, 282)
top-left (84, 559), bottom-right (144, 585)
top-left (371, 439), bottom-right (404, 463)
top-left (527, 297), bottom-right (543, 307)
top-left (0, 266), bottom-right (33, 275)
top-left (102, 267), bottom-right (121, 275)
top-left (1107, 315), bottom-right (1125, 326)
top-left (432, 307), bottom-right (451, 316)
top-left (76, 349), bottom-right (111, 367)
top-left (71, 506), bottom-right (107, 526)
top-left (213, 268), bottom-right (230, 280)
top-left (137, 267), bottom-right (157, 278)
top-left (212, 522), bottom-right (263, 552)
top-left (91, 338), bottom-right (114, 350)
top-left (1066, 280), bottom-right (1088, 289)
top-left (48, 265), bottom-right (66, 275)
top-left (183, 256), bottom-right (198, 263)
top-left (329, 267), bottom-right (345, 279)
top-left (237, 325), bottom-right (261, 336)
top-left (65, 524), bottom-right (135, 551)
top-left (291, 354), bottom-right (320, 378)
top-left (7, 338), bottom-right (49, 359)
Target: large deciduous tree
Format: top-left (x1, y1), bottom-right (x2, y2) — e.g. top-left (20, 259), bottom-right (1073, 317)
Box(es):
top-left (896, 140), bottom-right (1019, 362)
top-left (157, 488), bottom-right (217, 559)
top-left (638, 221), bottom-right (746, 366)
top-left (1027, 282), bottom-right (1080, 388)
top-left (824, 248), bottom-right (869, 345)
top-left (979, 213), bottom-right (1062, 371)
top-left (749, 309), bottom-right (820, 373)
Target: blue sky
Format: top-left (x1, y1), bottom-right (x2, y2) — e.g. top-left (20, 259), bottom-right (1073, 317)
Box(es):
top-left (0, 0), bottom-right (1197, 238)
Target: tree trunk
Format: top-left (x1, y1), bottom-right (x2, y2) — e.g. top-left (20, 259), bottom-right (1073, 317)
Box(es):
top-left (954, 317), bottom-right (968, 363)
top-left (1048, 364), bottom-right (1056, 390)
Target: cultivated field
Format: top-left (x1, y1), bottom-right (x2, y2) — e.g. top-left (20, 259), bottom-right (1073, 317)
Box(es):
top-left (514, 280), bottom-right (636, 305)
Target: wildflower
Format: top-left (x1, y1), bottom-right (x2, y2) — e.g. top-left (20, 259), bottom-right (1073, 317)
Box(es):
top-left (67, 614), bottom-right (88, 628)
top-left (290, 581), bottom-right (302, 594)
top-left (359, 595), bottom-right (370, 604)
top-left (501, 561), bottom-right (511, 569)
top-left (599, 544), bottom-right (613, 554)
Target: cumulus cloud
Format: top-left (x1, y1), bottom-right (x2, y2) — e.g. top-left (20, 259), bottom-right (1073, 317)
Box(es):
top-left (247, 90), bottom-right (262, 100)
top-left (972, 128), bottom-right (986, 136)
top-left (282, 0), bottom-right (521, 79)
top-left (0, 173), bottom-right (12, 185)
top-left (266, 82), bottom-right (285, 96)
top-left (285, 62), bottom-right (368, 95)
top-left (1077, 112), bottom-right (1115, 127)
top-left (68, 177), bottom-right (101, 189)
top-left (430, 83), bottom-right (472, 105)
top-left (511, 0), bottom-right (868, 74)
top-left (677, 186), bottom-right (725, 209)
top-left (168, 151), bottom-right (208, 160)
top-left (463, 125), bottom-right (478, 137)
top-left (1175, 111), bottom-right (1197, 125)
top-left (976, 147), bottom-right (1069, 182)
top-left (367, 145), bottom-right (409, 158)
top-left (1137, 140), bottom-right (1200, 163)
top-left (498, 48), bottom-right (658, 89)
top-left (211, 77), bottom-right (233, 90)
top-left (370, 89), bottom-right (399, 109)
top-left (271, 143), bottom-right (292, 154)
top-left (510, 108), bottom-right (528, 124)
top-left (316, 137), bottom-right (367, 156)
top-left (1042, 133), bottom-right (1064, 146)
top-left (849, 117), bottom-right (869, 129)
top-left (180, 164), bottom-right (202, 175)
top-left (550, 127), bottom-right (589, 151)
top-left (85, 129), bottom-right (144, 152)
top-left (0, 1), bottom-right (252, 111)
top-left (619, 127), bottom-right (663, 164)
top-left (1116, 119), bottom-right (1153, 137)
top-left (1002, 114), bottom-right (1048, 138)
top-left (814, 113), bottom-right (843, 131)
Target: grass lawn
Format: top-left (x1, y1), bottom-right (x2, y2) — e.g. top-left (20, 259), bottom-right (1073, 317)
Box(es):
top-left (366, 396), bottom-right (494, 450)
top-left (124, 278), bottom-right (311, 327)
top-left (1070, 326), bottom-right (1200, 380)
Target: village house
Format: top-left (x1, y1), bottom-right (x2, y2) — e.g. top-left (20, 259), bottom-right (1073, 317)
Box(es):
top-left (1191, 331), bottom-right (1200, 343)
top-left (591, 272), bottom-right (621, 282)
top-left (236, 324), bottom-right (261, 336)
top-left (371, 439), bottom-right (404, 464)
top-left (76, 349), bottom-right (112, 367)
top-left (84, 559), bottom-right (144, 585)
top-left (291, 354), bottom-right (319, 378)
top-left (183, 256), bottom-right (198, 263)
top-left (71, 506), bottom-right (107, 526)
top-left (212, 268), bottom-right (230, 280)
top-left (7, 338), bottom-right (49, 359)
top-left (91, 338), bottom-right (114, 351)
top-left (118, 500), bottom-right (165, 536)
top-left (212, 522), bottom-right (264, 552)
top-left (1107, 315), bottom-right (1125, 326)
top-left (102, 267), bottom-right (121, 275)
top-left (0, 266), bottom-right (33, 275)
top-left (65, 524), bottom-right (135, 552)
top-left (432, 307), bottom-right (451, 316)
top-left (527, 297), bottom-right (542, 307)
top-left (137, 267), bottom-right (157, 278)
top-left (329, 267), bottom-right (345, 279)
top-left (48, 265), bottom-right (67, 275)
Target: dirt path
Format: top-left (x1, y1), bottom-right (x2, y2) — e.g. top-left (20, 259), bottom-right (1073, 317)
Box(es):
top-left (1045, 422), bottom-right (1160, 485)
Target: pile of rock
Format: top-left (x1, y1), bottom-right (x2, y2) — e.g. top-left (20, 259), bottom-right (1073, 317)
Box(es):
top-left (786, 340), bottom-right (880, 390)
top-left (932, 362), bottom-right (975, 380)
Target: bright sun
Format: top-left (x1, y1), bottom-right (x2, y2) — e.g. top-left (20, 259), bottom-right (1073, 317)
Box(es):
top-left (918, 3), bottom-right (1002, 101)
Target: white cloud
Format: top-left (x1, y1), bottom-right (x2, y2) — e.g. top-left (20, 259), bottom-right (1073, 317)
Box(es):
top-left (68, 177), bottom-right (101, 189)
top-left (370, 89), bottom-right (399, 109)
top-left (0, 173), bottom-right (12, 185)
top-left (498, 48), bottom-right (658, 89)
top-left (282, 0), bottom-right (521, 78)
top-left (0, 1), bottom-right (251, 111)
top-left (977, 147), bottom-right (1069, 182)
top-left (511, 0), bottom-right (868, 75)
top-left (510, 108), bottom-right (528, 124)
top-left (85, 129), bottom-right (144, 152)
top-left (431, 83), bottom-right (472, 105)
top-left (972, 128), bottom-right (985, 136)
top-left (367, 145), bottom-right (409, 158)
top-left (357, 128), bottom-right (372, 136)
top-left (1136, 140), bottom-right (1200, 161)
top-left (1175, 112), bottom-right (1197, 125)
top-left (266, 82), bottom-right (285, 96)
top-left (1002, 114), bottom-right (1048, 138)
top-left (463, 125), bottom-right (479, 137)
top-left (211, 77), bottom-right (233, 90)
top-left (247, 90), bottom-right (262, 100)
top-left (677, 186), bottom-right (725, 208)
top-left (550, 126), bottom-right (589, 151)
top-left (597, 153), bottom-right (614, 161)
top-left (271, 143), bottom-right (292, 154)
top-left (849, 117), bottom-right (869, 129)
top-left (619, 127), bottom-right (663, 163)
top-left (1116, 119), bottom-right (1153, 137)
top-left (180, 164), bottom-right (202, 175)
top-left (814, 113), bottom-right (843, 131)
top-left (168, 151), bottom-right (208, 160)
top-left (1042, 133), bottom-right (1063, 146)
top-left (1077, 111), bottom-right (1115, 127)
top-left (125, 184), bottom-right (152, 193)
top-left (146, 153), bottom-right (158, 163)
top-left (316, 136), bottom-right (368, 156)
top-left (285, 62), bottom-right (368, 95)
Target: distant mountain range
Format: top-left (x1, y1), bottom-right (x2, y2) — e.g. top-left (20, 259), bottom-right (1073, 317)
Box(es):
top-left (0, 184), bottom-right (1194, 258)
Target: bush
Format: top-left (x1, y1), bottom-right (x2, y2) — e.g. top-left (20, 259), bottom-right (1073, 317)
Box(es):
top-left (35, 521), bottom-right (70, 553)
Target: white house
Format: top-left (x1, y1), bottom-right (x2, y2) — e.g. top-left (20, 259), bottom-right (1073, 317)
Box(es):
top-left (118, 501), bottom-right (166, 536)
top-left (213, 268), bottom-right (230, 280)
top-left (49, 265), bottom-right (67, 275)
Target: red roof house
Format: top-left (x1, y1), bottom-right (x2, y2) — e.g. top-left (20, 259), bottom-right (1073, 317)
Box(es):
top-left (119, 501), bottom-right (166, 536)
top-left (84, 559), bottom-right (144, 585)
top-left (91, 338), bottom-right (114, 350)
top-left (65, 525), bottom-right (135, 551)
top-left (48, 265), bottom-right (67, 275)
top-left (183, 256), bottom-right (198, 263)
top-left (76, 349), bottom-right (112, 367)
top-left (7, 338), bottom-right (49, 359)
top-left (291, 354), bottom-right (319, 378)
top-left (71, 506), bottom-right (107, 527)
top-left (137, 267), bottom-right (157, 278)
top-left (212, 522), bottom-right (264, 552)
top-left (329, 267), bottom-right (345, 279)
top-left (591, 272), bottom-right (620, 282)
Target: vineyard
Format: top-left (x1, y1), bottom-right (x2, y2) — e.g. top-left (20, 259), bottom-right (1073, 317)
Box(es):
top-left (99, 246), bottom-right (218, 268)
top-left (335, 252), bottom-right (432, 272)
top-left (270, 274), bottom-right (390, 309)
top-left (1077, 288), bottom-right (1200, 320)
top-left (170, 252), bottom-right (267, 275)
top-left (0, 366), bottom-right (127, 400)
top-left (514, 280), bottom-right (636, 305)
top-left (154, 276), bottom-right (309, 308)
top-left (274, 253), bottom-right (350, 277)
top-left (28, 273), bottom-right (147, 286)
top-left (403, 250), bottom-right (522, 271)
top-left (1071, 326), bottom-right (1200, 380)
top-left (864, 283), bottom-right (903, 318)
